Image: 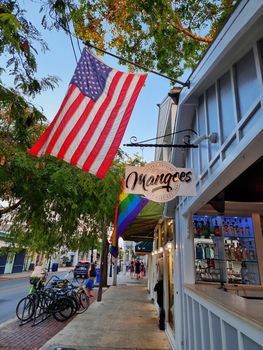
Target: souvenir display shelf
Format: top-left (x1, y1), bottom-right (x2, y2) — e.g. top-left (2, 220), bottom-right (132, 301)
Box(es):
top-left (193, 215), bottom-right (260, 285)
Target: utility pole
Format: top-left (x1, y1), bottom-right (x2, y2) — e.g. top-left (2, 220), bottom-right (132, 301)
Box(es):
top-left (97, 215), bottom-right (109, 302)
top-left (91, 245), bottom-right (94, 263)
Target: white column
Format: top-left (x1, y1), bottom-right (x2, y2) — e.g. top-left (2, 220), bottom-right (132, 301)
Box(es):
top-left (73, 250), bottom-right (79, 266)
top-left (148, 254), bottom-right (153, 295)
top-left (175, 207), bottom-right (195, 350)
top-left (123, 248), bottom-right (127, 274)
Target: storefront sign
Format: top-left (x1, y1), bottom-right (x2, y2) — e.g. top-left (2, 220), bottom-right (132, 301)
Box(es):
top-left (125, 161), bottom-right (196, 202)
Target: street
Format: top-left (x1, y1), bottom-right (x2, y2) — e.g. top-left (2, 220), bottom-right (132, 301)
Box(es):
top-left (0, 271), bottom-right (67, 325)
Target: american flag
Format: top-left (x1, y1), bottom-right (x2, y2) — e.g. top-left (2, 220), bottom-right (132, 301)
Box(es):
top-left (28, 48), bottom-right (147, 178)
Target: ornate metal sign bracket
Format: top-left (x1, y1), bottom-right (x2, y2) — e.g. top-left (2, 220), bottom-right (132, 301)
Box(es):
top-left (123, 129), bottom-right (198, 149)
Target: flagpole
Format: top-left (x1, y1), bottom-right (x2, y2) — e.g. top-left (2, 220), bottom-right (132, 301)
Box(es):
top-left (60, 14), bottom-right (189, 86)
top-left (84, 42), bottom-right (190, 88)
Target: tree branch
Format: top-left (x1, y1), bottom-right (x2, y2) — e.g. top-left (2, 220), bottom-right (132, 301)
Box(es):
top-left (0, 199), bottom-right (23, 216)
top-left (173, 23), bottom-right (213, 43)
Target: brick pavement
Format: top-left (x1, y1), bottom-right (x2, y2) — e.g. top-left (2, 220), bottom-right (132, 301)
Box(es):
top-left (0, 289), bottom-right (99, 350)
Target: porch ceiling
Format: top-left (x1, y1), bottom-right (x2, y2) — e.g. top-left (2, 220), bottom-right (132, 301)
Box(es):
top-left (209, 156), bottom-right (263, 213)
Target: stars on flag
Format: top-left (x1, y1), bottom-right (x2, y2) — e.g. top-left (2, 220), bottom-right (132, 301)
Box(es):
top-left (71, 49), bottom-right (112, 101)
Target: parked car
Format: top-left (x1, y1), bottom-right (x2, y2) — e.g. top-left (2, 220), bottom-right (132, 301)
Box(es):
top-left (73, 261), bottom-right (90, 282)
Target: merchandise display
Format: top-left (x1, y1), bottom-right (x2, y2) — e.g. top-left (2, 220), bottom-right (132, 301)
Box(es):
top-left (193, 215), bottom-right (260, 285)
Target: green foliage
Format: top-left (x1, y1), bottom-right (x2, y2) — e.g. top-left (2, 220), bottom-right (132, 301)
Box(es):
top-left (0, 245), bottom-right (22, 256)
top-left (2, 0), bottom-right (224, 257)
top-left (0, 113), bottom-right (142, 255)
top-left (69, 0), bottom-right (238, 79)
top-left (61, 255), bottom-right (69, 263)
top-left (40, 0), bottom-right (77, 32)
top-left (0, 86), bottom-right (140, 256)
top-left (0, 0), bottom-right (59, 97)
top-left (0, 84), bottom-right (47, 149)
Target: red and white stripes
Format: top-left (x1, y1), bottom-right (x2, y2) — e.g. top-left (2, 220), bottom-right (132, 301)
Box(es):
top-left (28, 69), bottom-right (147, 178)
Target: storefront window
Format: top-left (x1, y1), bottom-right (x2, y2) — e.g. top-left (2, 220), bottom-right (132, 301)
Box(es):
top-left (193, 215), bottom-right (261, 285)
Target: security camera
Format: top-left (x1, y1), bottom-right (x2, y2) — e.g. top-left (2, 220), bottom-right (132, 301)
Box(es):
top-left (192, 135), bottom-right (207, 146)
top-left (209, 132), bottom-right (218, 144)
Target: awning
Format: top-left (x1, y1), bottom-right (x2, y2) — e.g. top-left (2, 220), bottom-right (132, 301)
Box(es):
top-left (135, 241), bottom-right (153, 254)
top-left (121, 201), bottom-right (163, 242)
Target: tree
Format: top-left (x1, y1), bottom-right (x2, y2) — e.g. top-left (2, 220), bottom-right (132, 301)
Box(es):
top-left (0, 119), bottom-right (139, 257)
top-left (68, 0), bottom-right (237, 79)
top-left (0, 149), bottom-right (124, 253)
top-left (0, 0), bottom-right (59, 96)
top-left (0, 0), bottom-right (60, 221)
top-left (0, 2), bottom-right (145, 287)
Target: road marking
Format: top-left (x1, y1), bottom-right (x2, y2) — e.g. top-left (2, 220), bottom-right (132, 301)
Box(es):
top-left (0, 284), bottom-right (28, 294)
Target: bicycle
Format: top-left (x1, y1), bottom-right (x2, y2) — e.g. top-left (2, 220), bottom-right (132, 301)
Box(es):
top-left (16, 275), bottom-right (73, 324)
top-left (16, 268), bottom-right (91, 325)
top-left (16, 285), bottom-right (55, 323)
top-left (50, 277), bottom-right (90, 314)
top-left (16, 274), bottom-right (50, 322)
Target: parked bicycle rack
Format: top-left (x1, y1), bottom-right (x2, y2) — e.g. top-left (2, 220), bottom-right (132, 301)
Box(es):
top-left (16, 275), bottom-right (89, 327)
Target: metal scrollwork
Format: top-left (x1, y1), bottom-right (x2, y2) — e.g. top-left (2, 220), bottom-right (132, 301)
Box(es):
top-left (123, 129), bottom-right (199, 148)
top-left (130, 136), bottom-right (138, 145)
top-left (183, 135), bottom-right (191, 145)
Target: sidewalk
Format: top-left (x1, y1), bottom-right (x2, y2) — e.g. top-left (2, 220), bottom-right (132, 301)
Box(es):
top-left (40, 272), bottom-right (171, 350)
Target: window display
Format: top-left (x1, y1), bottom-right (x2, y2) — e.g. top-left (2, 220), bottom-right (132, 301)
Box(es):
top-left (193, 215), bottom-right (260, 285)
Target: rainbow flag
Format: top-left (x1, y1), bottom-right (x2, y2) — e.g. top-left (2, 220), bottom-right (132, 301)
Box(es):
top-left (110, 191), bottom-right (149, 257)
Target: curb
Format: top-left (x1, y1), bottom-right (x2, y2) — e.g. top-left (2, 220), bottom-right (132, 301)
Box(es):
top-left (0, 317), bottom-right (17, 330)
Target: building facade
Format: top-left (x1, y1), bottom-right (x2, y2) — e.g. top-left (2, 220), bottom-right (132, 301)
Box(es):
top-left (151, 1), bottom-right (263, 349)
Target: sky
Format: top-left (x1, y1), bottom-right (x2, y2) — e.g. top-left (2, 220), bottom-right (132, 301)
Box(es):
top-left (3, 1), bottom-right (186, 163)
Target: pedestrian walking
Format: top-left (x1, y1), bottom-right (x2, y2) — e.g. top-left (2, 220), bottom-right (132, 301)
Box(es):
top-left (129, 260), bottom-right (134, 278)
top-left (85, 262), bottom-right (96, 297)
top-left (154, 279), bottom-right (165, 330)
top-left (135, 259), bottom-right (141, 280)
